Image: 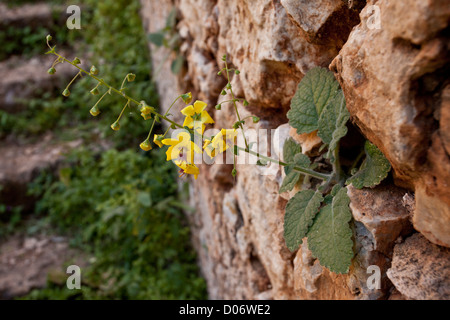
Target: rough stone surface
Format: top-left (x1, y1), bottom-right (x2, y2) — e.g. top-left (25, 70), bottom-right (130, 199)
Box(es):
top-left (331, 0), bottom-right (450, 247)
top-left (142, 0), bottom-right (450, 299)
top-left (387, 233), bottom-right (450, 300)
top-left (348, 184), bottom-right (413, 255)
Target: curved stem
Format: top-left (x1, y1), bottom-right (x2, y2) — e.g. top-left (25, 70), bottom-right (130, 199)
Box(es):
top-left (120, 74), bottom-right (129, 91)
top-left (224, 60), bottom-right (249, 149)
top-left (164, 95), bottom-right (182, 117)
top-left (115, 100), bottom-right (130, 123)
top-left (146, 118), bottom-right (157, 141)
top-left (65, 71), bottom-right (81, 90)
top-left (52, 51), bottom-right (184, 130)
top-left (52, 49), bottom-right (332, 181)
top-left (238, 146), bottom-right (331, 181)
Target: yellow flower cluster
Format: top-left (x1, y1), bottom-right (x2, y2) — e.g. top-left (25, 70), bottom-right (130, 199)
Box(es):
top-left (140, 98), bottom-right (237, 180)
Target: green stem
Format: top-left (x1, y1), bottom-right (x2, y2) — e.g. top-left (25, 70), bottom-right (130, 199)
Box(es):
top-left (94, 90), bottom-right (109, 107)
top-left (115, 100), bottom-right (130, 123)
top-left (332, 143), bottom-right (344, 184)
top-left (146, 118), bottom-right (157, 141)
top-left (120, 74), bottom-right (129, 91)
top-left (53, 49), bottom-right (331, 181)
top-left (65, 71), bottom-right (81, 90)
top-left (164, 95), bottom-right (182, 117)
top-left (239, 146), bottom-right (331, 181)
top-left (162, 125), bottom-right (171, 137)
top-left (349, 148), bottom-right (365, 173)
top-left (52, 51), bottom-right (184, 130)
top-left (224, 60), bottom-right (249, 149)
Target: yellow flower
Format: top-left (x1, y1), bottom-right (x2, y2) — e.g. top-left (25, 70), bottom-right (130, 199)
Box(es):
top-left (203, 139), bottom-right (216, 158)
top-left (181, 100), bottom-right (214, 134)
top-left (177, 161), bottom-right (200, 180)
top-left (139, 139), bottom-right (152, 151)
top-left (210, 129), bottom-right (238, 154)
top-left (153, 134), bottom-right (164, 148)
top-left (161, 131), bottom-right (202, 164)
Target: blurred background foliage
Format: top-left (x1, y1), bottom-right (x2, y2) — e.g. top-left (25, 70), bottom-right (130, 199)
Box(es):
top-left (0, 0), bottom-right (206, 299)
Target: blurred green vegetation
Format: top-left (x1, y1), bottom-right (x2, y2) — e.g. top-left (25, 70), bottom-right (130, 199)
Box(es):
top-left (0, 0), bottom-right (206, 299)
top-left (0, 0), bottom-right (77, 61)
top-left (26, 149), bottom-right (206, 299)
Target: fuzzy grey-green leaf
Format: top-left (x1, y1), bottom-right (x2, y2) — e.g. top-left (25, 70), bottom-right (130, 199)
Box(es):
top-left (283, 138), bottom-right (302, 164)
top-left (279, 170), bottom-right (301, 193)
top-left (287, 67), bottom-right (340, 135)
top-left (307, 187), bottom-right (354, 274)
top-left (284, 190), bottom-right (324, 251)
top-left (283, 138), bottom-right (302, 175)
top-left (346, 141), bottom-right (391, 189)
top-left (279, 153), bottom-right (310, 193)
top-left (318, 90), bottom-right (350, 160)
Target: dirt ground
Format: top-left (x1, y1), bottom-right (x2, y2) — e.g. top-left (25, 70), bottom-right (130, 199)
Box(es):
top-left (0, 232), bottom-right (87, 299)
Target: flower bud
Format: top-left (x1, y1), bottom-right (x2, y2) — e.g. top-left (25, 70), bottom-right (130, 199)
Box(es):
top-left (215, 104), bottom-right (222, 110)
top-left (127, 73), bottom-right (136, 82)
top-left (232, 168), bottom-right (237, 177)
top-left (140, 139), bottom-right (152, 151)
top-left (226, 83), bottom-right (232, 90)
top-left (235, 70), bottom-right (240, 75)
top-left (181, 92), bottom-right (192, 104)
top-left (153, 135), bottom-right (164, 148)
top-left (141, 112), bottom-right (152, 120)
top-left (243, 100), bottom-right (249, 107)
top-left (90, 87), bottom-right (100, 95)
top-left (222, 54), bottom-right (227, 62)
top-left (111, 121), bottom-right (120, 131)
top-left (217, 71), bottom-right (222, 76)
top-left (90, 105), bottom-right (100, 116)
top-left (140, 101), bottom-right (154, 116)
top-left (46, 35), bottom-right (52, 42)
top-left (221, 90), bottom-right (227, 96)
top-left (252, 116), bottom-right (260, 123)
top-left (62, 89), bottom-right (70, 97)
top-left (90, 66), bottom-right (99, 75)
top-left (72, 57), bottom-right (81, 65)
top-left (47, 67), bottom-right (56, 75)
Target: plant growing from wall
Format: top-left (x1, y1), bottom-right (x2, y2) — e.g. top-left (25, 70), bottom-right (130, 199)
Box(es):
top-left (44, 35), bottom-right (391, 275)
top-left (283, 68), bottom-right (391, 273)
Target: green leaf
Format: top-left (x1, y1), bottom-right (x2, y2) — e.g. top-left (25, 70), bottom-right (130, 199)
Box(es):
top-left (287, 67), bottom-right (340, 135)
top-left (148, 32), bottom-right (165, 47)
top-left (317, 90), bottom-right (350, 158)
top-left (280, 153), bottom-right (311, 193)
top-left (279, 170), bottom-right (301, 193)
top-left (323, 185), bottom-right (342, 204)
top-left (346, 141), bottom-right (391, 189)
top-left (165, 7), bottom-right (178, 28)
top-left (284, 190), bottom-right (324, 251)
top-left (307, 187), bottom-right (354, 274)
top-left (171, 55), bottom-right (185, 74)
top-left (283, 138), bottom-right (302, 174)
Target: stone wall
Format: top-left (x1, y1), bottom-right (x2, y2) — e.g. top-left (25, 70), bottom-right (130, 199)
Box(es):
top-left (140, 0), bottom-right (450, 299)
